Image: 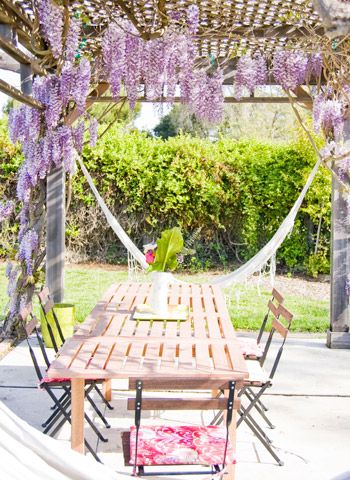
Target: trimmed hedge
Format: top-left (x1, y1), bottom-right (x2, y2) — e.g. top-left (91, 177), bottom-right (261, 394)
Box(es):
top-left (0, 120), bottom-right (331, 274)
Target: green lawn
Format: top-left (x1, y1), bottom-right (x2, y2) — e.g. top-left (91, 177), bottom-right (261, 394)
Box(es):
top-left (0, 265), bottom-right (329, 332)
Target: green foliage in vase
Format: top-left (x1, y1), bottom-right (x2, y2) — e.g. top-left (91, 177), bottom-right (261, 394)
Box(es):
top-left (149, 227), bottom-right (184, 272)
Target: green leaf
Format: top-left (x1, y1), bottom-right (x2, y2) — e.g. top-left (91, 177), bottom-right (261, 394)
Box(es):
top-left (150, 227), bottom-right (184, 272)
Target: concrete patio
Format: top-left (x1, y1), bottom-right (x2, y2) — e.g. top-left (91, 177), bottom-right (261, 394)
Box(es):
top-left (0, 333), bottom-right (349, 480)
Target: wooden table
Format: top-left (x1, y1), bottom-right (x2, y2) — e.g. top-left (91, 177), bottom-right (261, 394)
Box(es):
top-left (47, 282), bottom-right (248, 476)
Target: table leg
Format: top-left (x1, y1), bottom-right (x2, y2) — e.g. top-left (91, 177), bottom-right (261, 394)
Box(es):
top-left (71, 378), bottom-right (85, 453)
top-left (103, 379), bottom-right (112, 401)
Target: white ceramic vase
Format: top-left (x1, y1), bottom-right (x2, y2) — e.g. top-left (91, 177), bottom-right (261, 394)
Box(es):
top-left (150, 271), bottom-right (172, 314)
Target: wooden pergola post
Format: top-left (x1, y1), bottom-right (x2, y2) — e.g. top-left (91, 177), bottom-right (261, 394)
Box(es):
top-left (46, 167), bottom-right (65, 303)
top-left (327, 119), bottom-right (350, 348)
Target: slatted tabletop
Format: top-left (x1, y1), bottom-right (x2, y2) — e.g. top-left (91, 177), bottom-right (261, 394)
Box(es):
top-left (48, 282), bottom-right (248, 381)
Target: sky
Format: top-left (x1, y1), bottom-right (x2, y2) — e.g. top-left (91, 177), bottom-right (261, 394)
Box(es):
top-left (0, 69), bottom-right (168, 130)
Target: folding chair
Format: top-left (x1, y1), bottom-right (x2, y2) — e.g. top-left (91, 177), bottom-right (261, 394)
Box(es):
top-left (19, 303), bottom-right (109, 462)
top-left (237, 304), bottom-right (294, 466)
top-left (237, 287), bottom-right (284, 361)
top-left (124, 378), bottom-right (238, 477)
top-left (37, 287), bottom-right (114, 425)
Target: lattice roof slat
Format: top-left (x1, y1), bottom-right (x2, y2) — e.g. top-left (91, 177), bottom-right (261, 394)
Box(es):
top-left (0, 0), bottom-right (323, 66)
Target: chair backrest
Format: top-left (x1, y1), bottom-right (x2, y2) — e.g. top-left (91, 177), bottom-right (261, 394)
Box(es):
top-left (18, 303), bottom-right (50, 382)
top-left (37, 287), bottom-right (65, 352)
top-left (257, 288), bottom-right (284, 344)
top-left (128, 377), bottom-right (240, 412)
top-left (262, 304), bottom-right (294, 380)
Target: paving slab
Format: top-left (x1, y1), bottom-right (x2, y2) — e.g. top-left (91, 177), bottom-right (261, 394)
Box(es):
top-left (0, 334), bottom-right (349, 480)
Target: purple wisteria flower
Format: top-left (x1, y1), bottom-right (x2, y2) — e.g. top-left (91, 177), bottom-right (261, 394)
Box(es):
top-left (65, 18), bottom-right (81, 62)
top-left (313, 94), bottom-right (344, 141)
top-left (18, 229), bottom-right (39, 276)
top-left (234, 54), bottom-right (268, 99)
top-left (73, 121), bottom-right (85, 152)
top-left (186, 5), bottom-right (200, 34)
top-left (73, 58), bottom-right (91, 113)
top-left (272, 50), bottom-right (309, 90)
top-left (89, 118), bottom-right (98, 147)
top-left (102, 23), bottom-right (126, 99)
top-left (0, 200), bottom-right (14, 222)
top-left (189, 69), bottom-right (224, 124)
top-left (38, 0), bottom-right (64, 59)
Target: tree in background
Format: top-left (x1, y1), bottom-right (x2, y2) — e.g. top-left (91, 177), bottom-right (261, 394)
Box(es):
top-left (154, 105), bottom-right (209, 139)
top-left (153, 98), bottom-right (305, 143)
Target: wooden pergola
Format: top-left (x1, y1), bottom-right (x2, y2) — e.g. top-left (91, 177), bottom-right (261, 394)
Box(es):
top-left (0, 0), bottom-right (349, 348)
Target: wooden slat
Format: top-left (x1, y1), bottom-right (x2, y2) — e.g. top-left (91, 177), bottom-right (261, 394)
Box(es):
top-left (119, 283), bottom-right (150, 336)
top-left (191, 284), bottom-right (208, 339)
top-left (179, 284), bottom-right (193, 338)
top-left (127, 397), bottom-right (240, 410)
top-left (124, 341), bottom-right (145, 371)
top-left (272, 317), bottom-right (289, 338)
top-left (70, 340), bottom-right (98, 371)
top-left (165, 283), bottom-right (180, 337)
top-left (272, 288), bottom-right (284, 305)
top-left (278, 304), bottom-right (294, 323)
top-left (159, 341), bottom-right (177, 371)
top-left (149, 318), bottom-right (165, 336)
top-left (211, 285), bottom-right (236, 339)
top-left (104, 340), bottom-right (131, 372)
top-left (128, 376), bottom-right (241, 391)
top-left (178, 342), bottom-right (194, 370)
top-left (88, 342), bottom-right (115, 371)
top-left (201, 284), bottom-right (222, 339)
top-left (142, 341), bottom-right (161, 371)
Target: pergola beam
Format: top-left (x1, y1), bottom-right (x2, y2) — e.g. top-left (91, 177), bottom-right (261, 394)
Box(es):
top-left (0, 77), bottom-right (43, 109)
top-left (87, 95), bottom-right (312, 105)
top-left (0, 33), bottom-right (46, 76)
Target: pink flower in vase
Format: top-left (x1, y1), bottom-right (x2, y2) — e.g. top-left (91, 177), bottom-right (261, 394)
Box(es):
top-left (145, 250), bottom-right (155, 264)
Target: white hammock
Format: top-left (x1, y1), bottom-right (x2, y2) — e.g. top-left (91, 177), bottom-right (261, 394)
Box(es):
top-left (77, 156), bottom-right (322, 287)
top-left (77, 156), bottom-right (148, 270)
top-left (0, 401), bottom-right (123, 480)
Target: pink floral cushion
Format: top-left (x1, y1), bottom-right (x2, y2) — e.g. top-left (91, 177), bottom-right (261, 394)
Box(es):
top-left (237, 337), bottom-right (263, 358)
top-left (40, 377), bottom-right (99, 384)
top-left (40, 376), bottom-right (71, 384)
top-left (130, 425), bottom-right (236, 466)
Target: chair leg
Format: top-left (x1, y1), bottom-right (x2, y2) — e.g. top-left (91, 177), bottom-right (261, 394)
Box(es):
top-left (244, 390), bottom-right (275, 429)
top-left (44, 387), bottom-right (102, 462)
top-left (210, 410), bottom-right (224, 426)
top-left (94, 384), bottom-right (114, 410)
top-left (239, 407), bottom-right (273, 444)
top-left (237, 384), bottom-right (269, 428)
top-left (84, 412), bottom-right (108, 443)
top-left (85, 391), bottom-right (111, 429)
top-left (247, 386), bottom-right (269, 411)
top-left (43, 393), bottom-right (71, 428)
top-left (243, 415), bottom-right (284, 466)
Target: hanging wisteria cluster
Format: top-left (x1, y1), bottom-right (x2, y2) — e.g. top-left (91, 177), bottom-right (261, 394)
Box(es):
top-left (5, 34), bottom-right (97, 311)
top-left (313, 93), bottom-right (344, 141)
top-left (0, 200), bottom-right (13, 222)
top-left (101, 19), bottom-right (225, 123)
top-left (234, 54), bottom-right (268, 99)
top-left (38, 0), bottom-right (64, 59)
top-left (272, 51), bottom-right (322, 91)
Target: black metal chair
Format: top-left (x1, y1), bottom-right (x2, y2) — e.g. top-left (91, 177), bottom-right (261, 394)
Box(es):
top-left (19, 303), bottom-right (110, 462)
top-left (237, 287), bottom-right (285, 361)
top-left (124, 377), bottom-right (237, 478)
top-left (236, 304), bottom-right (294, 466)
top-left (37, 286), bottom-right (114, 427)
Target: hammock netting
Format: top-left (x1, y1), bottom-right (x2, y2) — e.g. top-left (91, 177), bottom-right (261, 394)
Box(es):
top-left (78, 156), bottom-right (322, 287)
